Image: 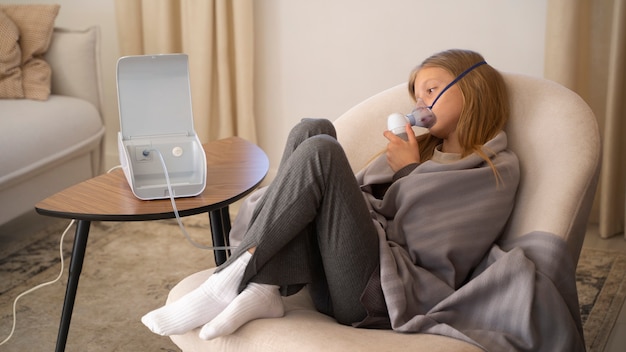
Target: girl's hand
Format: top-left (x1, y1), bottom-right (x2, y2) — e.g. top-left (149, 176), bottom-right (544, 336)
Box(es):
top-left (383, 123), bottom-right (420, 172)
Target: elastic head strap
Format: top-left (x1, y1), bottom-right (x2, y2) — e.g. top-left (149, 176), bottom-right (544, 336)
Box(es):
top-left (429, 61), bottom-right (487, 109)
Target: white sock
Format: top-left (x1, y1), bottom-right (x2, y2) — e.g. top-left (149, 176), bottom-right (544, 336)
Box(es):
top-left (141, 251), bottom-right (252, 336)
top-left (198, 282), bottom-right (284, 340)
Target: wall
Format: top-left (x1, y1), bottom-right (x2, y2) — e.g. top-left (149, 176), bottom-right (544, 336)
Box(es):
top-left (254, 0), bottom-right (548, 179)
top-left (4, 0), bottom-right (547, 177)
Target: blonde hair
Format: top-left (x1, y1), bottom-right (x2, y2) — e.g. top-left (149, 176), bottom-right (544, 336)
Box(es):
top-left (408, 49), bottom-right (509, 181)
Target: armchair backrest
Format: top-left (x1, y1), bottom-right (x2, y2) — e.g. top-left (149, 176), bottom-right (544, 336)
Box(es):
top-left (334, 73), bottom-right (601, 262)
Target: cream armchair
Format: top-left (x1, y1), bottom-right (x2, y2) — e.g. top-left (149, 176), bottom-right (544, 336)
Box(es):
top-left (166, 73), bottom-right (601, 351)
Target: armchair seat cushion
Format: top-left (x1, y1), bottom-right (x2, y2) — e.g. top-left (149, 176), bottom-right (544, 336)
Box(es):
top-left (168, 269), bottom-right (482, 352)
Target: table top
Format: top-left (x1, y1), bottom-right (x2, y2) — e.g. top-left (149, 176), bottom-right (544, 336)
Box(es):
top-left (35, 137), bottom-right (269, 221)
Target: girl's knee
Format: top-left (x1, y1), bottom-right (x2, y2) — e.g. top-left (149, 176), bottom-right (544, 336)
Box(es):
top-left (293, 118), bottom-right (336, 139)
top-left (301, 134), bottom-right (344, 156)
top-left (295, 135), bottom-right (352, 171)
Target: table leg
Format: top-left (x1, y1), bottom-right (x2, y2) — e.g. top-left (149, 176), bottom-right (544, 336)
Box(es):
top-left (55, 220), bottom-right (91, 352)
top-left (209, 207), bottom-right (231, 265)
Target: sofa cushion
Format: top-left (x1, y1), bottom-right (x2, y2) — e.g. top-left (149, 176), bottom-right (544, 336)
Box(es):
top-left (45, 27), bottom-right (101, 111)
top-left (0, 4), bottom-right (60, 100)
top-left (0, 10), bottom-right (23, 98)
top-left (0, 95), bottom-right (104, 189)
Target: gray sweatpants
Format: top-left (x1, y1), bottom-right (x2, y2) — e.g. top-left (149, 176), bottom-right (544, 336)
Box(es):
top-left (220, 118), bottom-right (380, 325)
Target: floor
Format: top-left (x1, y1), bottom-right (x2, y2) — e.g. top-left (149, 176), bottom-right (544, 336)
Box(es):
top-left (1, 213), bottom-right (625, 351)
top-left (0, 211), bottom-right (59, 258)
top-left (582, 225), bottom-right (626, 351)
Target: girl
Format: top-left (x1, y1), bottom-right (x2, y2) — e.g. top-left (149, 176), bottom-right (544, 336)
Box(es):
top-left (141, 49), bottom-right (520, 342)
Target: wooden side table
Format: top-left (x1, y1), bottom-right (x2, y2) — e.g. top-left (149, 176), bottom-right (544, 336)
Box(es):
top-left (35, 137), bottom-right (268, 352)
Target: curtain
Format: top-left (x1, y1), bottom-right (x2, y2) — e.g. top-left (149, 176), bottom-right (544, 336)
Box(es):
top-left (114, 0), bottom-right (256, 144)
top-left (544, 0), bottom-right (626, 239)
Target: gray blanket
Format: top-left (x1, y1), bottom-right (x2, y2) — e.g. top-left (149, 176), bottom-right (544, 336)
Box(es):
top-left (230, 131), bottom-right (585, 351)
top-left (356, 131), bottom-right (583, 351)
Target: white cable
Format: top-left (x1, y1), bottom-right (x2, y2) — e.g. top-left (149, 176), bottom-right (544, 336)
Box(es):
top-left (0, 219), bottom-right (75, 346)
top-left (148, 148), bottom-right (237, 252)
top-left (106, 165), bottom-right (122, 174)
top-left (0, 155), bottom-right (232, 346)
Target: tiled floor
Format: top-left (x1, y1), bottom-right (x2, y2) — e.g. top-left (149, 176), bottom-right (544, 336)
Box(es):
top-left (582, 225), bottom-right (626, 351)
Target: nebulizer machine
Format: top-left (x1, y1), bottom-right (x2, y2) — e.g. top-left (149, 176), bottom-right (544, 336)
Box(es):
top-left (116, 54), bottom-right (207, 200)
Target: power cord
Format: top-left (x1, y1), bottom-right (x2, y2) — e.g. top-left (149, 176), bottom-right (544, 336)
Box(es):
top-left (1, 154), bottom-right (233, 346)
top-left (0, 219), bottom-right (75, 346)
top-left (1, 167), bottom-right (123, 346)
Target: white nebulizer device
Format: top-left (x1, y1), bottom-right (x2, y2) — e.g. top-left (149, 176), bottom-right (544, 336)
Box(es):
top-left (116, 54), bottom-right (207, 200)
top-left (387, 100), bottom-right (437, 140)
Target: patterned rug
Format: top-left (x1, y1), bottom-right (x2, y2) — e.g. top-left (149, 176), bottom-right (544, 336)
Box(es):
top-left (0, 215), bottom-right (216, 351)
top-left (577, 247), bottom-right (626, 351)
top-left (0, 216), bottom-right (625, 351)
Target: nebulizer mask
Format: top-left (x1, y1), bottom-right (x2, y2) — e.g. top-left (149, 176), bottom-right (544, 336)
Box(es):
top-left (387, 61), bottom-right (487, 140)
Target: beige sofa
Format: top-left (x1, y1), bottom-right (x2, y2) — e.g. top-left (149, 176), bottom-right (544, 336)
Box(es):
top-left (167, 73), bottom-right (600, 351)
top-left (0, 26), bottom-right (105, 225)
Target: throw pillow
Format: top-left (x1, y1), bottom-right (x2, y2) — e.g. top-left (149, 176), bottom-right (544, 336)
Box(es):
top-left (0, 9), bottom-right (23, 98)
top-left (0, 4), bottom-right (60, 100)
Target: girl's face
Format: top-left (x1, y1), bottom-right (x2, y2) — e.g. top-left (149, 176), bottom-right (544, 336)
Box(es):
top-left (412, 66), bottom-right (464, 141)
